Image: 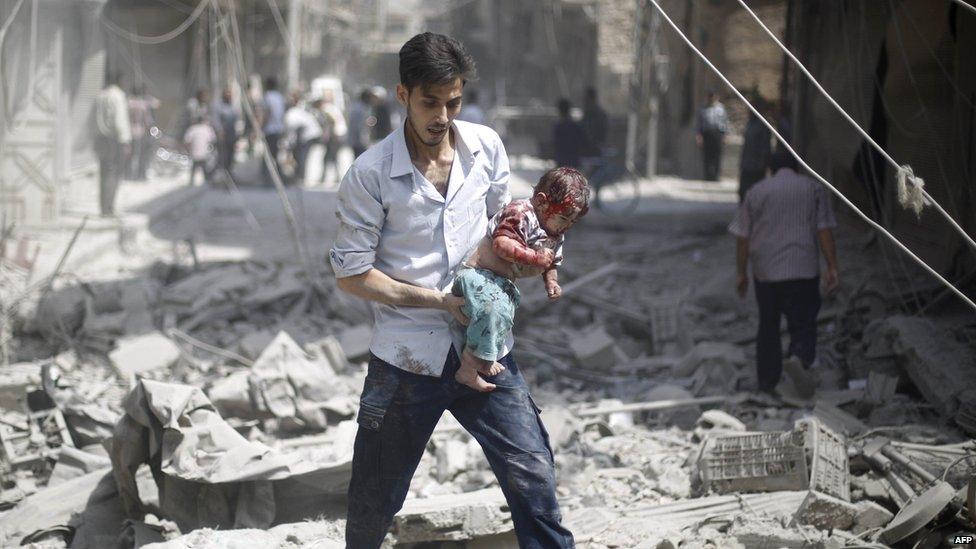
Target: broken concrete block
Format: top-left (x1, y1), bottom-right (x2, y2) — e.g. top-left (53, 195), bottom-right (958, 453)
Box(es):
top-left (434, 439), bottom-right (469, 483)
top-left (109, 332), bottom-right (181, 378)
top-left (852, 500), bottom-right (894, 534)
top-left (864, 371), bottom-right (898, 405)
top-left (646, 384), bottom-right (699, 429)
top-left (881, 316), bottom-right (976, 416)
top-left (337, 324), bottom-right (372, 361)
top-left (812, 401), bottom-right (867, 436)
top-left (673, 341), bottom-right (746, 377)
top-left (569, 327), bottom-right (617, 370)
top-left (238, 330), bottom-right (276, 360)
top-left (394, 488), bottom-right (512, 543)
top-left (540, 405), bottom-right (579, 449)
top-left (792, 490), bottom-right (858, 531)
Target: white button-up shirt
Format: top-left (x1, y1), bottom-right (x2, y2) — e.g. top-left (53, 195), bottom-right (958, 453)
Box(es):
top-left (329, 120), bottom-right (512, 376)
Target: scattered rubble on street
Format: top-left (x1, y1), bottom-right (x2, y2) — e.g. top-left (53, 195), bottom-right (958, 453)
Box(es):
top-left (0, 196), bottom-right (973, 548)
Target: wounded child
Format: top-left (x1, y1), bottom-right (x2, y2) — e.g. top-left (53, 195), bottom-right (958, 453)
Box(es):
top-left (452, 166), bottom-right (591, 391)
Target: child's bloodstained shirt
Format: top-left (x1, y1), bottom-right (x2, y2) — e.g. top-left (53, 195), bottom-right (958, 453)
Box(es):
top-left (487, 199), bottom-right (564, 274)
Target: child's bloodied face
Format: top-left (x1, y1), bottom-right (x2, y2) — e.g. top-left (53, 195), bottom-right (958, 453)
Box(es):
top-left (536, 195), bottom-right (583, 236)
top-left (396, 78), bottom-right (463, 147)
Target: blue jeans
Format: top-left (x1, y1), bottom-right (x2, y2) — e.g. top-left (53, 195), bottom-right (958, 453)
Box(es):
top-left (345, 348), bottom-right (575, 549)
top-left (754, 276), bottom-right (821, 391)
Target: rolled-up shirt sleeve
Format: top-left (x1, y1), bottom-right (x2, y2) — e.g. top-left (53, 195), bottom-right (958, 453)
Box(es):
top-left (330, 168), bottom-right (385, 278)
top-left (815, 186), bottom-right (838, 230)
top-left (728, 199), bottom-right (751, 238)
top-left (486, 133), bottom-right (511, 217)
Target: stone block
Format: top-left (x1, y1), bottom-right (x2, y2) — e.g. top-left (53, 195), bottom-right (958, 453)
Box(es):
top-left (109, 332), bottom-right (180, 378)
top-left (792, 490), bottom-right (859, 531)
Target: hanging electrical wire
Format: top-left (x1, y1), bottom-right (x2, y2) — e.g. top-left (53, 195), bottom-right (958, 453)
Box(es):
top-left (949, 0), bottom-right (976, 16)
top-left (644, 0), bottom-right (976, 313)
top-left (733, 0), bottom-right (976, 256)
top-left (100, 0), bottom-right (209, 45)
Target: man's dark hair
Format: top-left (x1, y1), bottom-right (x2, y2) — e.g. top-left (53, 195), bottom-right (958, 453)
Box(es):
top-left (584, 87), bottom-right (597, 101)
top-left (770, 146), bottom-right (798, 172)
top-left (105, 71), bottom-right (122, 86)
top-left (265, 76), bottom-right (278, 91)
top-left (534, 167), bottom-right (591, 217)
top-left (399, 32), bottom-right (476, 91)
top-left (557, 98), bottom-right (571, 117)
top-left (131, 83), bottom-right (145, 96)
top-left (359, 88), bottom-right (373, 102)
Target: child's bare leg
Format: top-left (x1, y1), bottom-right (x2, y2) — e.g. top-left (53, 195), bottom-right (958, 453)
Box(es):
top-left (456, 347), bottom-right (503, 392)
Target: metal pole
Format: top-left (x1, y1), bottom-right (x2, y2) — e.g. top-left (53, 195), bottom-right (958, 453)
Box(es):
top-left (287, 0), bottom-right (302, 91)
top-left (625, 0), bottom-right (643, 169)
top-left (644, 6), bottom-right (661, 177)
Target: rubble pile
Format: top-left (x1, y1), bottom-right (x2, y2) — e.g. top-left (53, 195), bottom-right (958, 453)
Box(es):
top-left (0, 218), bottom-right (973, 548)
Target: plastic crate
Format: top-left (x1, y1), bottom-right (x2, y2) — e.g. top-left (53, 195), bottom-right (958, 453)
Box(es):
top-left (699, 430), bottom-right (809, 494)
top-left (799, 418), bottom-right (851, 501)
top-left (698, 419), bottom-right (851, 500)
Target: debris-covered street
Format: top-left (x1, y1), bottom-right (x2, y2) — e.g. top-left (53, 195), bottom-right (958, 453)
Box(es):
top-left (2, 0), bottom-right (976, 547)
top-left (1, 167), bottom-right (974, 547)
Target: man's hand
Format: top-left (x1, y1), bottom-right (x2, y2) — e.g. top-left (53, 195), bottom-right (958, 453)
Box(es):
top-left (823, 267), bottom-right (839, 294)
top-left (736, 274), bottom-right (749, 298)
top-left (545, 280), bottom-right (561, 300)
top-left (441, 294), bottom-right (469, 326)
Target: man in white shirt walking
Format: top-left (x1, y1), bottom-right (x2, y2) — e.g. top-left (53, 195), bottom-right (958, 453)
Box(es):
top-left (730, 148), bottom-right (840, 398)
top-left (331, 32), bottom-right (574, 549)
top-left (94, 73), bottom-right (131, 216)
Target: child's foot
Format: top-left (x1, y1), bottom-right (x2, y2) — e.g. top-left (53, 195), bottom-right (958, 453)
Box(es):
top-left (455, 363), bottom-right (496, 392)
top-left (477, 361), bottom-right (505, 376)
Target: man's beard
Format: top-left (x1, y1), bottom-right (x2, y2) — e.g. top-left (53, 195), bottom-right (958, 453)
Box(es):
top-left (408, 115), bottom-right (448, 147)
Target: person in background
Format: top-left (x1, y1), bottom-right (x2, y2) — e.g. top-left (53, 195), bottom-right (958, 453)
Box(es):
top-left (347, 88), bottom-right (373, 158)
top-left (369, 85), bottom-right (394, 144)
top-left (696, 90), bottom-right (729, 181)
top-left (180, 88), bottom-right (210, 140)
top-left (184, 114), bottom-right (217, 186)
top-left (730, 148), bottom-right (840, 399)
top-left (457, 89), bottom-right (486, 125)
top-left (553, 97), bottom-right (586, 169)
top-left (260, 76), bottom-right (286, 185)
top-left (319, 89), bottom-right (346, 185)
top-left (127, 83), bottom-right (159, 181)
top-left (214, 88), bottom-right (239, 181)
top-left (94, 72), bottom-right (131, 217)
top-left (284, 92), bottom-right (323, 186)
top-left (738, 96), bottom-right (772, 202)
top-left (581, 86), bottom-right (608, 155)
top-left (243, 78), bottom-right (263, 158)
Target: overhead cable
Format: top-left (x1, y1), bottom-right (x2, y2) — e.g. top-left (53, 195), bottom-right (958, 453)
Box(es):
top-left (733, 0), bottom-right (976, 256)
top-left (100, 0), bottom-right (209, 45)
top-left (644, 0), bottom-right (976, 313)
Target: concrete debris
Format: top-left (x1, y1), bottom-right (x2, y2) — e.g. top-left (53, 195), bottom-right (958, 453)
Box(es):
top-left (393, 488), bottom-right (513, 544)
top-left (3, 191), bottom-right (973, 548)
top-left (108, 331), bottom-right (181, 378)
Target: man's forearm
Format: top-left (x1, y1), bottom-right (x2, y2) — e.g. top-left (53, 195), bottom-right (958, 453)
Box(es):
top-left (736, 237), bottom-right (749, 277)
top-left (818, 229), bottom-right (838, 269)
top-left (336, 268), bottom-right (446, 309)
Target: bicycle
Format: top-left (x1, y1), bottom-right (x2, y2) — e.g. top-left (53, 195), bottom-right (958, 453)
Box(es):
top-left (580, 147), bottom-right (642, 215)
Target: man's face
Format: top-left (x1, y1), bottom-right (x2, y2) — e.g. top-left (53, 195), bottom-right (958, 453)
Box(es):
top-left (397, 78), bottom-right (463, 147)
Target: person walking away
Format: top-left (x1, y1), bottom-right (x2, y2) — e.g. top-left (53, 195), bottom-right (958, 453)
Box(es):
top-left (261, 76), bottom-right (286, 185)
top-left (581, 86), bottom-right (608, 155)
top-left (94, 72), bottom-right (131, 217)
top-left (738, 98), bottom-right (772, 202)
top-left (369, 86), bottom-right (394, 144)
top-left (729, 148), bottom-right (840, 399)
top-left (184, 115), bottom-right (217, 186)
top-left (457, 89), bottom-right (486, 125)
top-left (127, 84), bottom-right (158, 181)
top-left (347, 88), bottom-right (373, 159)
top-left (284, 92), bottom-right (323, 186)
top-left (214, 88), bottom-right (239, 182)
top-left (320, 89), bottom-right (347, 185)
top-left (332, 32), bottom-right (575, 548)
top-left (696, 90), bottom-right (728, 181)
top-left (553, 97), bottom-right (587, 169)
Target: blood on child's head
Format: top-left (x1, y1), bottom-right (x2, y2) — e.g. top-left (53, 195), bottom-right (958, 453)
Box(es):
top-left (532, 167), bottom-right (590, 234)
